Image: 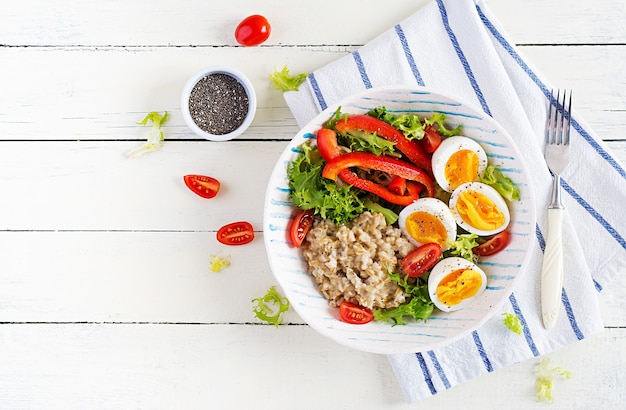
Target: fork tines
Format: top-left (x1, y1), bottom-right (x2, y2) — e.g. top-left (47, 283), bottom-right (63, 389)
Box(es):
top-left (546, 89), bottom-right (572, 146)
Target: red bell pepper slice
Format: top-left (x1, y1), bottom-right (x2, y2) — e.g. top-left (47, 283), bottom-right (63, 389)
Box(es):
top-left (388, 176), bottom-right (407, 195)
top-left (339, 169), bottom-right (423, 205)
top-left (334, 115), bottom-right (432, 172)
top-left (316, 127), bottom-right (429, 205)
top-left (322, 151), bottom-right (435, 198)
top-left (316, 127), bottom-right (342, 161)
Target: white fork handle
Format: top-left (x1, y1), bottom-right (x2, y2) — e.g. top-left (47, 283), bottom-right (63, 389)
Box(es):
top-left (541, 208), bottom-right (564, 329)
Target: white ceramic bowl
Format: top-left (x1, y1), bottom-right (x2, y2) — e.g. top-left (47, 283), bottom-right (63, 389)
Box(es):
top-left (263, 86), bottom-right (536, 354)
top-left (181, 66), bottom-right (256, 141)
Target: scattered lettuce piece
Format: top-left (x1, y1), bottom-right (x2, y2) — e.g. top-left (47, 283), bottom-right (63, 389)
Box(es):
top-left (128, 111), bottom-right (169, 158)
top-left (480, 164), bottom-right (521, 201)
top-left (209, 254), bottom-right (231, 272)
top-left (252, 286), bottom-right (290, 327)
top-left (374, 272), bottom-right (433, 325)
top-left (534, 357), bottom-right (572, 403)
top-left (445, 233), bottom-right (479, 262)
top-left (502, 312), bottom-right (523, 335)
top-left (287, 141), bottom-right (365, 225)
top-left (270, 65), bottom-right (308, 92)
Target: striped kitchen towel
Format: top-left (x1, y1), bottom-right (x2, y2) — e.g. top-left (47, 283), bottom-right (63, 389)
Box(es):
top-left (282, 0), bottom-right (626, 403)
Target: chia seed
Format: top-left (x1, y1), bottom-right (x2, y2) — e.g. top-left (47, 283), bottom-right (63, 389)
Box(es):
top-left (188, 73), bottom-right (249, 135)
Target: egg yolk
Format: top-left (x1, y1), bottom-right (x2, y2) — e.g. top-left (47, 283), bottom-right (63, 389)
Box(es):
top-left (405, 211), bottom-right (449, 247)
top-left (445, 149), bottom-right (479, 190)
top-left (455, 189), bottom-right (505, 231)
top-left (436, 268), bottom-right (483, 307)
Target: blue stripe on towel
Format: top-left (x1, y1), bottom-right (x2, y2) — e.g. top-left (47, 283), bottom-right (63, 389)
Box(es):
top-left (593, 279), bottom-right (603, 292)
top-left (536, 223), bottom-right (546, 252)
top-left (416, 352), bottom-right (437, 395)
top-left (562, 288), bottom-right (585, 340)
top-left (472, 330), bottom-right (493, 372)
top-left (436, 0), bottom-right (491, 116)
top-left (352, 51), bottom-right (372, 89)
top-left (561, 179), bottom-right (626, 250)
top-left (427, 350), bottom-right (451, 389)
top-left (308, 73), bottom-right (327, 111)
top-left (394, 24), bottom-right (425, 86)
top-left (475, 2), bottom-right (626, 182)
top-left (508, 293), bottom-right (540, 356)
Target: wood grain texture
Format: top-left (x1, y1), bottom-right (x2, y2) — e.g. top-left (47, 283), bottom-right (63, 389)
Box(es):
top-left (0, 324), bottom-right (623, 409)
top-left (0, 46), bottom-right (624, 141)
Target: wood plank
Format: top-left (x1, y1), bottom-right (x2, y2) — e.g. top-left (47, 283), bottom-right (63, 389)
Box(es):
top-left (489, 0), bottom-right (626, 44)
top-left (1, 229), bottom-right (623, 326)
top-left (0, 46), bottom-right (624, 141)
top-left (1, 0), bottom-right (624, 46)
top-left (0, 141), bottom-right (287, 231)
top-left (0, 323), bottom-right (623, 409)
top-left (0, 230), bottom-right (292, 323)
top-left (0, 0), bottom-right (428, 47)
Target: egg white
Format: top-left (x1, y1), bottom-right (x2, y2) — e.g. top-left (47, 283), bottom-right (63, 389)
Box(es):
top-left (398, 198), bottom-right (457, 251)
top-left (448, 182), bottom-right (511, 236)
top-left (432, 136), bottom-right (488, 193)
top-left (428, 257), bottom-right (487, 312)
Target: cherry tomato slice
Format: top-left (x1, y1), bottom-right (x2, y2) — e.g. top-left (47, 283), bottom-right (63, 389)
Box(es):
top-left (234, 15), bottom-right (271, 46)
top-left (184, 174), bottom-right (220, 199)
top-left (421, 125), bottom-right (442, 153)
top-left (474, 231), bottom-right (510, 256)
top-left (289, 209), bottom-right (315, 248)
top-left (401, 242), bottom-right (442, 277)
top-left (217, 221), bottom-right (255, 246)
top-left (339, 301), bottom-right (374, 325)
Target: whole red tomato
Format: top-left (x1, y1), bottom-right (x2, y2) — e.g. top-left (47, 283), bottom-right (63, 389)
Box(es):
top-left (235, 15), bottom-right (271, 46)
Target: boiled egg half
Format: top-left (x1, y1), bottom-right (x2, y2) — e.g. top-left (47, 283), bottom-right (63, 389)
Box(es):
top-left (449, 182), bottom-right (510, 236)
top-left (398, 198), bottom-right (457, 251)
top-left (428, 257), bottom-right (487, 312)
top-left (432, 136), bottom-right (488, 193)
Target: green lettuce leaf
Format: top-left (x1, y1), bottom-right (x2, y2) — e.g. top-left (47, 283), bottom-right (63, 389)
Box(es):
top-left (445, 233), bottom-right (479, 262)
top-left (270, 65), bottom-right (307, 92)
top-left (367, 107), bottom-right (463, 141)
top-left (502, 312), bottom-right (523, 334)
top-left (367, 106), bottom-right (425, 140)
top-left (374, 273), bottom-right (434, 325)
top-left (338, 129), bottom-right (399, 157)
top-left (128, 111), bottom-right (169, 158)
top-left (363, 200), bottom-right (398, 225)
top-left (480, 164), bottom-right (521, 201)
top-left (287, 141), bottom-right (365, 225)
top-left (534, 357), bottom-right (572, 403)
top-left (252, 286), bottom-right (290, 327)
top-left (424, 112), bottom-right (463, 137)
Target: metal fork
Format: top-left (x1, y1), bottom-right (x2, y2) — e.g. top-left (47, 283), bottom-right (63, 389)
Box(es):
top-left (541, 89), bottom-right (572, 330)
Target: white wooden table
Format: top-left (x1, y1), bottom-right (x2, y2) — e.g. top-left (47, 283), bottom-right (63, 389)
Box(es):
top-left (1, 0), bottom-right (624, 408)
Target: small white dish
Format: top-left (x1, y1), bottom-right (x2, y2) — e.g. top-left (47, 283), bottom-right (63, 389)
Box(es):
top-left (181, 66), bottom-right (256, 141)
